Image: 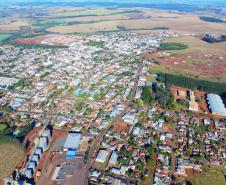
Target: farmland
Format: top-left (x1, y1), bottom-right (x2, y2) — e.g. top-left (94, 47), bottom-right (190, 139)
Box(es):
top-left (0, 20), bottom-right (31, 33)
top-left (0, 34), bottom-right (12, 43)
top-left (147, 36), bottom-right (226, 82)
top-left (0, 6), bottom-right (226, 35)
top-left (51, 8), bottom-right (134, 18)
top-left (47, 9), bottom-right (226, 34)
top-left (0, 136), bottom-right (25, 182)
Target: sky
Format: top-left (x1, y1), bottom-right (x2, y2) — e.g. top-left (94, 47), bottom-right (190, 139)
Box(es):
top-left (1, 0), bottom-right (226, 6)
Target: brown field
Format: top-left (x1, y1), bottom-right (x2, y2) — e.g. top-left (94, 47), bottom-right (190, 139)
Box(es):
top-left (15, 34), bottom-right (84, 46)
top-left (0, 143), bottom-right (25, 182)
top-left (166, 36), bottom-right (226, 55)
top-left (148, 36), bottom-right (226, 82)
top-left (0, 19), bottom-right (31, 33)
top-left (47, 8), bottom-right (226, 34)
top-left (63, 13), bottom-right (130, 23)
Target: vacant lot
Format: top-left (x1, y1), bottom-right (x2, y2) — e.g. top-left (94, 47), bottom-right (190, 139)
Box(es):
top-left (0, 136), bottom-right (25, 182)
top-left (187, 165), bottom-right (225, 185)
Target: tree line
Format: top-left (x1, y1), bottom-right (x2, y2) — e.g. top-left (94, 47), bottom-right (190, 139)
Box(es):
top-left (157, 73), bottom-right (226, 95)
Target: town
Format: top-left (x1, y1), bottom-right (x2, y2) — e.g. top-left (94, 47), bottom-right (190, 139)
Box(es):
top-left (0, 30), bottom-right (225, 185)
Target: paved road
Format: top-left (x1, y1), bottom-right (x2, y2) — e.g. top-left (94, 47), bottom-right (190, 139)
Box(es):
top-left (84, 60), bottom-right (144, 184)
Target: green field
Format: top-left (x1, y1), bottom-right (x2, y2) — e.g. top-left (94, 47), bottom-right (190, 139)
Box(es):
top-left (188, 165), bottom-right (226, 185)
top-left (158, 42), bottom-right (188, 51)
top-left (0, 34), bottom-right (12, 42)
top-left (53, 9), bottom-right (130, 17)
top-left (35, 18), bottom-right (65, 25)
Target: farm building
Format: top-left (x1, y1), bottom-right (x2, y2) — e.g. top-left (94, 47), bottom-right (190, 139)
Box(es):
top-left (206, 94), bottom-right (226, 116)
top-left (63, 132), bottom-right (82, 151)
top-left (96, 149), bottom-right (109, 163)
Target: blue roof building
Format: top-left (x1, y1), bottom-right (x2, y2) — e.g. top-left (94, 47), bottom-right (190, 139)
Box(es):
top-left (66, 149), bottom-right (77, 159)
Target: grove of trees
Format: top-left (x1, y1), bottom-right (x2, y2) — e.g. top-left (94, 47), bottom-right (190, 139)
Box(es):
top-left (157, 73), bottom-right (226, 94)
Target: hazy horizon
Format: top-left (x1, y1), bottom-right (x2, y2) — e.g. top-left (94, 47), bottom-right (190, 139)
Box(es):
top-left (1, 0), bottom-right (226, 6)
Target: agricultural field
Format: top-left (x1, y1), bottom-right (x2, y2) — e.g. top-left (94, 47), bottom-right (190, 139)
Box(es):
top-left (0, 136), bottom-right (25, 182)
top-left (1, 6), bottom-right (226, 36)
top-left (0, 20), bottom-right (31, 33)
top-left (147, 36), bottom-right (226, 82)
top-left (51, 8), bottom-right (132, 17)
top-left (0, 34), bottom-right (12, 43)
top-left (186, 165), bottom-right (226, 185)
top-left (46, 8), bottom-right (226, 34)
top-left (14, 34), bottom-right (84, 46)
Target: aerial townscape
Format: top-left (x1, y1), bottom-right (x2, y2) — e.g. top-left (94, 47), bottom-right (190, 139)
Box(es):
top-left (0, 1), bottom-right (226, 185)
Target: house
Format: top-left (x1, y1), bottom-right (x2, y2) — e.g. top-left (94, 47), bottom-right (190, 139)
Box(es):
top-left (123, 113), bottom-right (138, 125)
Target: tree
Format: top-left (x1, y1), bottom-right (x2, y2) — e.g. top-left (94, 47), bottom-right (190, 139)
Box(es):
top-left (141, 86), bottom-right (155, 105)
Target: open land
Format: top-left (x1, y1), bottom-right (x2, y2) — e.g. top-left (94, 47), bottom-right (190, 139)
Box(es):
top-left (0, 141), bottom-right (25, 182)
top-left (147, 36), bottom-right (226, 82)
top-left (186, 165), bottom-right (226, 185)
top-left (1, 6), bottom-right (226, 35)
top-left (46, 8), bottom-right (226, 34)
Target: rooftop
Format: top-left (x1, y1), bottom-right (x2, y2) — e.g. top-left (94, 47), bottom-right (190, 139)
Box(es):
top-left (64, 132), bottom-right (82, 150)
top-left (207, 94), bottom-right (226, 116)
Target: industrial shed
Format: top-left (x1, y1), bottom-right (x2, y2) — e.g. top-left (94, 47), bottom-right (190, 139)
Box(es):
top-left (206, 94), bottom-right (226, 116)
top-left (96, 149), bottom-right (109, 163)
top-left (109, 151), bottom-right (118, 166)
top-left (63, 132), bottom-right (82, 151)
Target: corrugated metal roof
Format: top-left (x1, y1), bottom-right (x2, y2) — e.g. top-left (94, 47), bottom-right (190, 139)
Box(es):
top-left (64, 132), bottom-right (82, 149)
top-left (207, 94), bottom-right (226, 115)
top-left (96, 149), bottom-right (108, 163)
top-left (109, 151), bottom-right (118, 165)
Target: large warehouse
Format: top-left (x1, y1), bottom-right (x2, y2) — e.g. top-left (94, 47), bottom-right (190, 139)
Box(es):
top-left (63, 132), bottom-right (82, 151)
top-left (206, 94), bottom-right (226, 116)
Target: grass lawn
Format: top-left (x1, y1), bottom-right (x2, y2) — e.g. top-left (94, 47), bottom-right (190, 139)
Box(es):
top-left (147, 76), bottom-right (157, 83)
top-left (0, 124), bottom-right (8, 132)
top-left (188, 165), bottom-right (226, 185)
top-left (0, 34), bottom-right (12, 42)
